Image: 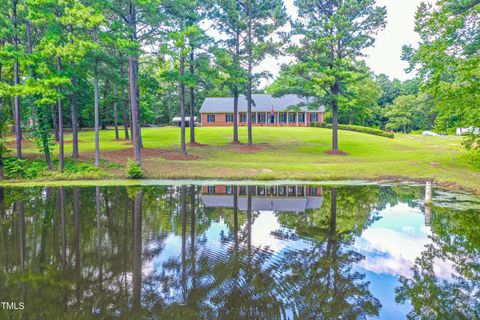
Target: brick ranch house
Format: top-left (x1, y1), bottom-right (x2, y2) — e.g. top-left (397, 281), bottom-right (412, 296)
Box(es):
top-left (199, 94), bottom-right (325, 127)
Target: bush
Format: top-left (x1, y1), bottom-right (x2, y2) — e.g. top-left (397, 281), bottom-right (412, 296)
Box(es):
top-left (3, 158), bottom-right (28, 179)
top-left (311, 122), bottom-right (394, 138)
top-left (127, 159), bottom-right (143, 179)
top-left (2, 158), bottom-right (109, 180)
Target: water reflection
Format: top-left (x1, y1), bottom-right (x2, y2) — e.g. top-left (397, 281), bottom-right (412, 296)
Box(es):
top-left (0, 184), bottom-right (478, 319)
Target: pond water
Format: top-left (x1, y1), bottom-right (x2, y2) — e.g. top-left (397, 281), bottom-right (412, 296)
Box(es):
top-left (0, 183), bottom-right (479, 319)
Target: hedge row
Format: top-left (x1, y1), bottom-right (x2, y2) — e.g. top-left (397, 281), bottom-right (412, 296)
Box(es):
top-left (311, 122), bottom-right (394, 139)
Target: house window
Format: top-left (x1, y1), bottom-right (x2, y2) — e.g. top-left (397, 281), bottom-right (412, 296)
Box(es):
top-left (308, 187), bottom-right (318, 195)
top-left (310, 113), bottom-right (318, 122)
top-left (240, 113), bottom-right (247, 123)
top-left (279, 113), bottom-right (287, 123)
top-left (239, 186), bottom-right (247, 195)
top-left (258, 186), bottom-right (266, 196)
top-left (251, 113), bottom-right (257, 124)
top-left (258, 113), bottom-right (266, 123)
top-left (226, 114), bottom-right (233, 123)
top-left (267, 186), bottom-right (277, 196)
top-left (207, 114), bottom-right (216, 123)
top-left (288, 186), bottom-right (295, 196)
top-left (207, 186), bottom-right (215, 194)
top-left (297, 186), bottom-right (305, 196)
top-left (298, 113), bottom-right (305, 123)
top-left (270, 113), bottom-right (276, 124)
top-left (226, 186), bottom-right (233, 194)
top-left (288, 113), bottom-right (296, 123)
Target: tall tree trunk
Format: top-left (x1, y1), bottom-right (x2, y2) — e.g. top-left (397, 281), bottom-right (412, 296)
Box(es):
top-left (127, 2), bottom-right (142, 165)
top-left (71, 65), bottom-right (79, 158)
top-left (233, 85), bottom-right (239, 143)
top-left (247, 75), bottom-right (253, 146)
top-left (57, 58), bottom-right (64, 172)
top-left (94, 64), bottom-right (100, 166)
top-left (51, 105), bottom-right (59, 141)
top-left (40, 108), bottom-right (55, 170)
top-left (233, 29), bottom-right (240, 143)
top-left (179, 54), bottom-right (187, 156)
top-left (189, 49), bottom-right (196, 144)
top-left (113, 83), bottom-right (119, 139)
top-left (102, 80), bottom-right (109, 130)
top-left (13, 0), bottom-right (22, 159)
top-left (120, 64), bottom-right (130, 140)
top-left (69, 24), bottom-right (79, 159)
top-left (23, 4), bottom-right (54, 170)
top-left (331, 81), bottom-right (339, 152)
top-left (247, 7), bottom-right (253, 146)
top-left (93, 28), bottom-right (100, 166)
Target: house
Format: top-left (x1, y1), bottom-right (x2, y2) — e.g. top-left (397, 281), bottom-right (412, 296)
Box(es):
top-left (199, 94), bottom-right (325, 127)
top-left (200, 185), bottom-right (323, 213)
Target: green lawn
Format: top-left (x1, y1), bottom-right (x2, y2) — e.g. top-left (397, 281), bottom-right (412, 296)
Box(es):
top-left (6, 126), bottom-right (480, 193)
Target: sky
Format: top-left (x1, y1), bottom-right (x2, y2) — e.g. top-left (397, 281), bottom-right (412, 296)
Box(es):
top-left (259, 0), bottom-right (425, 86)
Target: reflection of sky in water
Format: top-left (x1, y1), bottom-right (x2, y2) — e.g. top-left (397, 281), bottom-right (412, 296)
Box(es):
top-left (353, 202), bottom-right (457, 319)
top-left (146, 200), bottom-right (457, 319)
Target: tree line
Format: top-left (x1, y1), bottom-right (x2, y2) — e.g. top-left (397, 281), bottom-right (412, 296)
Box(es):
top-left (0, 0), bottom-right (290, 172)
top-left (0, 0), bottom-right (477, 175)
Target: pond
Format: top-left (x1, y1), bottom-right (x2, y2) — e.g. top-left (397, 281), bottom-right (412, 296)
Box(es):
top-left (0, 183), bottom-right (479, 319)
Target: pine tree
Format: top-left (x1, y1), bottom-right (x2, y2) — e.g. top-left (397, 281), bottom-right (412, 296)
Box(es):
top-left (275, 0), bottom-right (386, 152)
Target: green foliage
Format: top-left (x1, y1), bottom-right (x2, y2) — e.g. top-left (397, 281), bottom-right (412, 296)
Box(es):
top-left (312, 123), bottom-right (394, 139)
top-left (384, 94), bottom-right (434, 133)
top-left (462, 133), bottom-right (480, 152)
top-left (403, 0), bottom-right (480, 145)
top-left (127, 159), bottom-right (143, 179)
top-left (2, 157), bottom-right (107, 180)
top-left (3, 158), bottom-right (28, 179)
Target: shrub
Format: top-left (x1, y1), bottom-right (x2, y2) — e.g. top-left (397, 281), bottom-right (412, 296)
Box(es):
top-left (311, 122), bottom-right (394, 138)
top-left (127, 159), bottom-right (143, 179)
top-left (2, 158), bottom-right (109, 180)
top-left (3, 158), bottom-right (27, 179)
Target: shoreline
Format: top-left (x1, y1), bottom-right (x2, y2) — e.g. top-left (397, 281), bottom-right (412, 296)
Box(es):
top-left (1, 176), bottom-right (477, 196)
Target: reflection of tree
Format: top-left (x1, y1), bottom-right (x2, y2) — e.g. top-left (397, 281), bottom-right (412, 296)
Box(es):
top-left (5, 184), bottom-right (474, 319)
top-left (276, 187), bottom-right (381, 319)
top-left (132, 190), bottom-right (143, 316)
top-left (146, 185), bottom-right (286, 319)
top-left (396, 206), bottom-right (480, 319)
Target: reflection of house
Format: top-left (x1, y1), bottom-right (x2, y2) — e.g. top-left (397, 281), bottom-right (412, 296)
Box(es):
top-left (200, 185), bottom-right (323, 213)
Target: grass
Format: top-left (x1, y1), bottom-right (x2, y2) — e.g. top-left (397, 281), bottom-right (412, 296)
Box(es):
top-left (3, 126), bottom-right (480, 193)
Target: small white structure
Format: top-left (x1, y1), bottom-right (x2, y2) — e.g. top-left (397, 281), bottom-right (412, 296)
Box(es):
top-left (171, 116), bottom-right (197, 127)
top-left (422, 131), bottom-right (441, 136)
top-left (425, 181), bottom-right (432, 205)
top-left (456, 127), bottom-right (480, 136)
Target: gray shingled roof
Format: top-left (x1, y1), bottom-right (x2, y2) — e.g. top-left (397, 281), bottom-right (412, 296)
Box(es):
top-left (200, 94), bottom-right (325, 113)
top-left (200, 195), bottom-right (324, 212)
